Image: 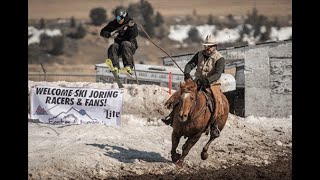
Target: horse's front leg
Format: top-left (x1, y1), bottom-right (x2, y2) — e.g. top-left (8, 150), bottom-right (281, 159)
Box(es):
top-left (171, 131), bottom-right (181, 163)
top-left (164, 90), bottom-right (180, 109)
top-left (176, 133), bottom-right (202, 166)
top-left (201, 131), bottom-right (219, 160)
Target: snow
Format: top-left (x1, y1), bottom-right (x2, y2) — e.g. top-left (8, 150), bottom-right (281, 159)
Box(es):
top-left (28, 81), bottom-right (292, 179)
top-left (28, 26), bottom-right (62, 45)
top-left (215, 27), bottom-right (241, 43)
top-left (27, 24), bottom-right (291, 47)
top-left (168, 24), bottom-right (292, 43)
top-left (270, 26), bottom-right (292, 41)
top-left (168, 24), bottom-right (193, 42)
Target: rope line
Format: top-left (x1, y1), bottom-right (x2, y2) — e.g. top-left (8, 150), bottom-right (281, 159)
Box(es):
top-left (135, 23), bottom-right (184, 73)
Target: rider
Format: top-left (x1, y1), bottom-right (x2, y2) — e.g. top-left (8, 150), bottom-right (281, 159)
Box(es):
top-left (162, 35), bottom-right (225, 137)
top-left (100, 8), bottom-right (138, 75)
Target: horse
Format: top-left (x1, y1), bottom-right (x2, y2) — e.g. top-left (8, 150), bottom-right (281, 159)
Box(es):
top-left (168, 79), bottom-right (229, 166)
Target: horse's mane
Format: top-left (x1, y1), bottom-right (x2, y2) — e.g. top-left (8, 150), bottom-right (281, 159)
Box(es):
top-left (180, 79), bottom-right (197, 93)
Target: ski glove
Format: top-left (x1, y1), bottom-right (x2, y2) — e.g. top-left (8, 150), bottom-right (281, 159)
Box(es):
top-left (119, 26), bottom-right (128, 36)
top-left (103, 31), bottom-right (111, 38)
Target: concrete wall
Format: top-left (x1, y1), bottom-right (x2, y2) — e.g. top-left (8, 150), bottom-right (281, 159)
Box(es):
top-left (244, 41), bottom-right (292, 117)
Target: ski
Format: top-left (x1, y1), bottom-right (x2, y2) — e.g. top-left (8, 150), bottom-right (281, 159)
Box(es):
top-left (105, 59), bottom-right (124, 88)
top-left (119, 67), bottom-right (135, 79)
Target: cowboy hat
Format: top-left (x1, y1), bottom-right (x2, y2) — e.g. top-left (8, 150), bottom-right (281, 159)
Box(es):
top-left (202, 35), bottom-right (218, 46)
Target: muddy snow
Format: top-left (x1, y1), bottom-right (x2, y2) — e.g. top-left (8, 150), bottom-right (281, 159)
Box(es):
top-left (28, 81), bottom-right (292, 179)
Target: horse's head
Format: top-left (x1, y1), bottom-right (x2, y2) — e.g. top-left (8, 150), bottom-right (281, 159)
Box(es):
top-left (178, 79), bottom-right (197, 122)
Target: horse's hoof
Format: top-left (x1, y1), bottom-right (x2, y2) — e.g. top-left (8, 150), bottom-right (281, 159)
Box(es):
top-left (171, 153), bottom-right (181, 162)
top-left (175, 159), bottom-right (184, 167)
top-left (201, 151), bottom-right (208, 160)
top-left (182, 144), bottom-right (186, 150)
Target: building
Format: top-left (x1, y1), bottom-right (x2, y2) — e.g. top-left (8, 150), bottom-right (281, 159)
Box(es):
top-left (161, 39), bottom-right (292, 118)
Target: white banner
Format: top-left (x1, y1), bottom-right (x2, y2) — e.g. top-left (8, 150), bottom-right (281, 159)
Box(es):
top-left (30, 85), bottom-right (124, 126)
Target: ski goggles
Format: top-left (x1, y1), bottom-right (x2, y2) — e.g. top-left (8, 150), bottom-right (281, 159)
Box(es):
top-left (116, 15), bottom-right (125, 21)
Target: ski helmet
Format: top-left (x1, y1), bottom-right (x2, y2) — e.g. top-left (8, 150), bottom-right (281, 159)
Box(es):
top-left (115, 8), bottom-right (127, 21)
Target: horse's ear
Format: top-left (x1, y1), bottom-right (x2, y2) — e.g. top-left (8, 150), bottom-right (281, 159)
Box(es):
top-left (191, 81), bottom-right (197, 91)
top-left (180, 81), bottom-right (185, 88)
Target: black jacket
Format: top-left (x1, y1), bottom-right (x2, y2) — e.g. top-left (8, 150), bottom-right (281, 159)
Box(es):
top-left (100, 15), bottom-right (138, 49)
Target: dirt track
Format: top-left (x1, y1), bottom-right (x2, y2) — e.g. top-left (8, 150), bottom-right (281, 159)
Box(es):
top-left (28, 114), bottom-right (291, 179)
top-left (118, 157), bottom-right (291, 180)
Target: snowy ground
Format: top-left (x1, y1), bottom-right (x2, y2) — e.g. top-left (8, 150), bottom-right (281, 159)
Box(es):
top-left (28, 81), bottom-right (292, 179)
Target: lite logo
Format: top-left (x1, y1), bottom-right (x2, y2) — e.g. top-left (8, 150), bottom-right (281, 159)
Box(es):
top-left (104, 109), bottom-right (120, 119)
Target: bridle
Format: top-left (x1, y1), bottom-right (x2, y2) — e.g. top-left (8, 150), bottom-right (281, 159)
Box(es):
top-left (180, 90), bottom-right (209, 122)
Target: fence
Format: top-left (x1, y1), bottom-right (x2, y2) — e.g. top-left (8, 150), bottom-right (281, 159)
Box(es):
top-left (28, 64), bottom-right (97, 82)
top-left (28, 72), bottom-right (97, 82)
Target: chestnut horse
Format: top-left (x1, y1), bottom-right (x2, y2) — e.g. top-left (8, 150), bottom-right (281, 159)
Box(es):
top-left (168, 79), bottom-right (229, 166)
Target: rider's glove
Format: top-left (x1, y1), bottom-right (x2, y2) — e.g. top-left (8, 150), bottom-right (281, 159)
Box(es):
top-left (195, 79), bottom-right (202, 87)
top-left (195, 78), bottom-right (210, 89)
top-left (202, 78), bottom-right (209, 88)
top-left (184, 73), bottom-right (192, 81)
top-left (103, 31), bottom-right (111, 38)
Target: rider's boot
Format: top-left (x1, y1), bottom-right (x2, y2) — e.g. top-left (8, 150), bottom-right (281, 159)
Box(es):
top-left (113, 67), bottom-right (119, 76)
top-left (124, 66), bottom-right (134, 75)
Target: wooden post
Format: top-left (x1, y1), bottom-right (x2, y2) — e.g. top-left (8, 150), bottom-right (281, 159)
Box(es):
top-left (169, 72), bottom-right (172, 95)
top-left (40, 63), bottom-right (47, 81)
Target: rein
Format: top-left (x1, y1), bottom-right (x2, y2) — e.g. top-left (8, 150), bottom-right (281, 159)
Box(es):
top-left (189, 91), bottom-right (208, 120)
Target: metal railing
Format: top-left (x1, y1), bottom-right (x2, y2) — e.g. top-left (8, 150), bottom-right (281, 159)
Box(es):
top-left (28, 72), bottom-right (97, 82)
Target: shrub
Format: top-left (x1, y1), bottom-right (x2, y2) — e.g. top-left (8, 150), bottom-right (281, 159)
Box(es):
top-left (70, 16), bottom-right (76, 28)
top-left (240, 8), bottom-right (272, 43)
top-left (67, 24), bottom-right (87, 39)
top-left (226, 14), bottom-right (238, 29)
top-left (154, 24), bottom-right (169, 39)
top-left (39, 18), bottom-right (45, 29)
top-left (125, 0), bottom-right (155, 38)
top-left (154, 11), bottom-right (164, 27)
top-left (207, 14), bottom-right (214, 25)
top-left (40, 34), bottom-right (64, 55)
top-left (89, 7), bottom-right (107, 26)
top-left (187, 27), bottom-right (202, 42)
